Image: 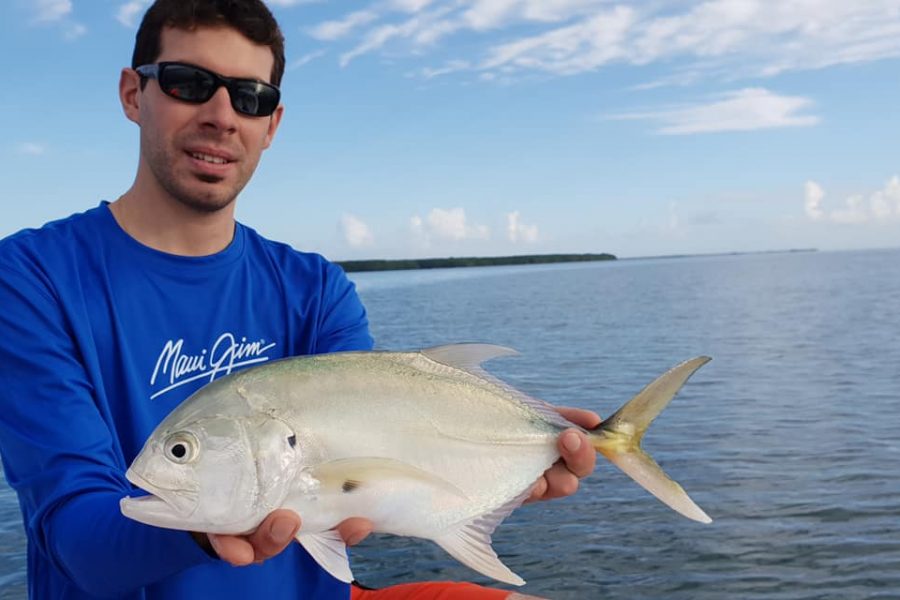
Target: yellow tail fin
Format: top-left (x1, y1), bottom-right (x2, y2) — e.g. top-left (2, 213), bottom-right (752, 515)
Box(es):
top-left (589, 357), bottom-right (713, 524)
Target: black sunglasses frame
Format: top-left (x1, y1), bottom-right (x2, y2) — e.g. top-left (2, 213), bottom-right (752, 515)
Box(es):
top-left (135, 61), bottom-right (281, 118)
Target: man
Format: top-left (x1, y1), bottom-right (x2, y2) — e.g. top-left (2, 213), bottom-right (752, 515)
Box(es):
top-left (0, 1), bottom-right (598, 598)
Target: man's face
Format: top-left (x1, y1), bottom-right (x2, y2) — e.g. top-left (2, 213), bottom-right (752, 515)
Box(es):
top-left (134, 26), bottom-right (283, 214)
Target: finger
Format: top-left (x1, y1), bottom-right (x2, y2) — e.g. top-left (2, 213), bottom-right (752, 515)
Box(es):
top-left (556, 406), bottom-right (602, 429)
top-left (208, 533), bottom-right (255, 567)
top-left (245, 509), bottom-right (301, 562)
top-left (541, 460), bottom-right (580, 500)
top-left (335, 517), bottom-right (374, 547)
top-left (525, 476), bottom-right (549, 504)
top-left (558, 429), bottom-right (597, 479)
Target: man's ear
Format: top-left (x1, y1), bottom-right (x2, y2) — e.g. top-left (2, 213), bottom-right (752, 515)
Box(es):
top-left (120, 68), bottom-right (142, 124)
top-left (262, 104), bottom-right (284, 150)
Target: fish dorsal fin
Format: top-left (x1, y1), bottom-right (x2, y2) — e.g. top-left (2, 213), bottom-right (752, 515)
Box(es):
top-left (422, 343), bottom-right (519, 376)
top-left (311, 457), bottom-right (468, 500)
top-left (422, 344), bottom-right (575, 431)
top-left (296, 529), bottom-right (352, 583)
top-left (433, 487), bottom-right (531, 586)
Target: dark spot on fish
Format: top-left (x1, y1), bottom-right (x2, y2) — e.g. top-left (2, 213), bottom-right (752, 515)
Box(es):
top-left (342, 480), bottom-right (360, 493)
top-left (287, 434), bottom-right (296, 448)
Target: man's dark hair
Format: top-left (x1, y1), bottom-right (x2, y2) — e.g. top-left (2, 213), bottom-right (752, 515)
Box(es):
top-left (132, 0), bottom-right (285, 87)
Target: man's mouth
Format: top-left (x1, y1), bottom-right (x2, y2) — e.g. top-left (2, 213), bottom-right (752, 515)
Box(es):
top-left (189, 151), bottom-right (230, 165)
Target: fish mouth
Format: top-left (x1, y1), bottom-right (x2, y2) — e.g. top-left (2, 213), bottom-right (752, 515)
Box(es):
top-left (120, 468), bottom-right (199, 528)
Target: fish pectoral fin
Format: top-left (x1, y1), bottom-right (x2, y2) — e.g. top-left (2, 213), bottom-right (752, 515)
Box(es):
top-left (296, 530), bottom-right (353, 583)
top-left (312, 457), bottom-right (469, 500)
top-left (434, 519), bottom-right (525, 587)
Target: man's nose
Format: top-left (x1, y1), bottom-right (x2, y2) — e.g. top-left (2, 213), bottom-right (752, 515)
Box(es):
top-left (198, 86), bottom-right (239, 133)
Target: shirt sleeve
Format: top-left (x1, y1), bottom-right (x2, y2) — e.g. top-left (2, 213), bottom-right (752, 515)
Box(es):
top-left (314, 262), bottom-right (374, 354)
top-left (0, 265), bottom-right (213, 597)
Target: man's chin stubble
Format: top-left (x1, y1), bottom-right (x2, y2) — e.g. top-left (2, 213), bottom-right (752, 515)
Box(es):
top-left (172, 175), bottom-right (239, 214)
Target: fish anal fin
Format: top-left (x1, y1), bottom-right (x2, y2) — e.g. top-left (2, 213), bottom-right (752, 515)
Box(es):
top-left (433, 486), bottom-right (531, 586)
top-left (296, 530), bottom-right (352, 583)
top-left (434, 519), bottom-right (525, 586)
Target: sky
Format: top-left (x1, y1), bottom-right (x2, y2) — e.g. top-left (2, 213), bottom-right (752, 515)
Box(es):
top-left (2, 0), bottom-right (899, 260)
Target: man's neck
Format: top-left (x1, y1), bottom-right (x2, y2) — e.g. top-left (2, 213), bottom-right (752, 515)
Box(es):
top-left (110, 189), bottom-right (236, 257)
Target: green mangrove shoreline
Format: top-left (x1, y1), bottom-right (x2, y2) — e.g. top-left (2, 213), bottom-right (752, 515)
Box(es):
top-left (338, 253), bottom-right (617, 273)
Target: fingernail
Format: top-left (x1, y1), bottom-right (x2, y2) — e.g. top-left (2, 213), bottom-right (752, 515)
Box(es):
top-left (207, 533), bottom-right (223, 555)
top-left (346, 531), bottom-right (367, 547)
top-left (271, 518), bottom-right (297, 543)
top-left (562, 431), bottom-right (582, 453)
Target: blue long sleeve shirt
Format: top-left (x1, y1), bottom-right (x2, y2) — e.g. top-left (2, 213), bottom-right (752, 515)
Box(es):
top-left (0, 203), bottom-right (374, 599)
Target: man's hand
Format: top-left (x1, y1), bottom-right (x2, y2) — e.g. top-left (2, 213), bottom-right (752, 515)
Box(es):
top-left (527, 407), bottom-right (601, 502)
top-left (200, 511), bottom-right (374, 567)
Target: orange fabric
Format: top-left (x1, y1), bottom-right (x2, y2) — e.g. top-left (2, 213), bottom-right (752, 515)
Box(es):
top-left (351, 581), bottom-right (512, 600)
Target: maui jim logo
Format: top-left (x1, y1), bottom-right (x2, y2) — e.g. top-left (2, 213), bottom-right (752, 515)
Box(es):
top-left (150, 332), bottom-right (277, 400)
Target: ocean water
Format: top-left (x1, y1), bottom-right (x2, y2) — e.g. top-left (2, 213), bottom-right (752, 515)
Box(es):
top-left (2, 249), bottom-right (899, 598)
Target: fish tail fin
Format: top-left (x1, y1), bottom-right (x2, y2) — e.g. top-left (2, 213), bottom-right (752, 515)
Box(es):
top-left (588, 356), bottom-right (713, 524)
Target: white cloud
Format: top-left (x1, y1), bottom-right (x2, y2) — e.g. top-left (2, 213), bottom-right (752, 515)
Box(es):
top-left (33, 0), bottom-right (71, 22)
top-left (429, 207), bottom-right (489, 240)
top-left (507, 211), bottom-right (539, 243)
top-left (611, 88), bottom-right (819, 134)
top-left (340, 213), bottom-right (375, 247)
top-left (481, 8), bottom-right (635, 75)
top-left (64, 22), bottom-right (87, 40)
top-left (337, 5), bottom-right (459, 66)
top-left (266, 0), bottom-right (324, 5)
top-left (871, 176), bottom-right (900, 219)
top-left (29, 0), bottom-right (85, 38)
top-left (804, 181), bottom-right (825, 221)
top-left (412, 18), bottom-right (463, 46)
top-left (830, 195), bottom-right (869, 224)
top-left (288, 50), bottom-right (326, 70)
top-left (17, 142), bottom-right (46, 156)
top-left (390, 0), bottom-right (436, 13)
top-left (116, 0), bottom-right (151, 28)
top-left (411, 207), bottom-right (490, 243)
top-left (804, 176), bottom-right (900, 224)
top-left (463, 0), bottom-right (523, 30)
top-left (308, 10), bottom-right (379, 41)
top-left (464, 0), bottom-right (607, 30)
top-left (308, 1), bottom-right (900, 83)
top-left (479, 0), bottom-right (900, 79)
top-left (667, 201), bottom-right (681, 232)
top-left (419, 59), bottom-right (470, 79)
top-left (341, 23), bottom-right (404, 67)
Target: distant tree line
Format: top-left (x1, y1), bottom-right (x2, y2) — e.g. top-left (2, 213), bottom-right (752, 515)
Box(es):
top-left (338, 253), bottom-right (617, 273)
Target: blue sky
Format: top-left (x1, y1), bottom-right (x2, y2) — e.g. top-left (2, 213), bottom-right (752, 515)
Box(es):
top-left (2, 0), bottom-right (899, 259)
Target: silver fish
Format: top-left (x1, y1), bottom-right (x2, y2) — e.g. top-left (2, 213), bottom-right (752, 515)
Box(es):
top-left (121, 344), bottom-right (712, 585)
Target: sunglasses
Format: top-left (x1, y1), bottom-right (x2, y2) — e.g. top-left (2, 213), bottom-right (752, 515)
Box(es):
top-left (135, 61), bottom-right (280, 117)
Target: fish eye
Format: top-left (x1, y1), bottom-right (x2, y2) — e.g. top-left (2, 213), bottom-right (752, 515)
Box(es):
top-left (164, 432), bottom-right (199, 464)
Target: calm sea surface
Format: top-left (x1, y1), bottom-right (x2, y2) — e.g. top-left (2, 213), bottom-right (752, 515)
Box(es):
top-left (2, 249), bottom-right (899, 598)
